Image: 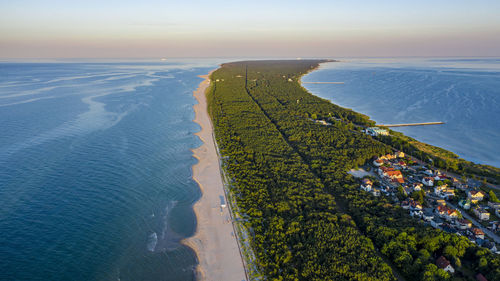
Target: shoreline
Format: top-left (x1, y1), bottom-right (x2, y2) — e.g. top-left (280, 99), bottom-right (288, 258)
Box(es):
top-left (300, 61), bottom-right (500, 185)
top-left (182, 71), bottom-right (247, 281)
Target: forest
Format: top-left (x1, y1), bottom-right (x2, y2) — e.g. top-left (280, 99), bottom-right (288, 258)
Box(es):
top-left (206, 60), bottom-right (500, 281)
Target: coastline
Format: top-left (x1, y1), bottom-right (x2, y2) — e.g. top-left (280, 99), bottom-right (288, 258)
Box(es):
top-left (183, 71), bottom-right (247, 281)
top-left (300, 60), bottom-right (500, 169)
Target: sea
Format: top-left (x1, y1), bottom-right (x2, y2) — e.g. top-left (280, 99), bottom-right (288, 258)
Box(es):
top-left (303, 58), bottom-right (500, 168)
top-left (1, 58), bottom-right (499, 281)
top-left (0, 59), bottom-right (219, 281)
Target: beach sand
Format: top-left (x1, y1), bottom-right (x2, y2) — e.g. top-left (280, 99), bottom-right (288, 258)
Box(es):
top-left (183, 72), bottom-right (247, 281)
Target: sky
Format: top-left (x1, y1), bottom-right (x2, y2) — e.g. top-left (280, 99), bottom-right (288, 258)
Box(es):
top-left (1, 0), bottom-right (500, 58)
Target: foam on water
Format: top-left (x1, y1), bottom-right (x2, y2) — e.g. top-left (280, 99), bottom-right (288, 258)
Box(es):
top-left (0, 60), bottom-right (218, 281)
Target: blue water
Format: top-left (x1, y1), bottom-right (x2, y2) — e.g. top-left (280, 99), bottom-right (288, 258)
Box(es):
top-left (0, 60), bottom-right (218, 281)
top-left (303, 58), bottom-right (500, 168)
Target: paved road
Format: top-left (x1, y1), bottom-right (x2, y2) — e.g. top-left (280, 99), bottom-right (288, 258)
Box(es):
top-left (446, 201), bottom-right (500, 244)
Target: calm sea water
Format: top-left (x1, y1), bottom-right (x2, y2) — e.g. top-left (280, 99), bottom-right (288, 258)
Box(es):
top-left (0, 60), bottom-right (218, 281)
top-left (303, 58), bottom-right (500, 168)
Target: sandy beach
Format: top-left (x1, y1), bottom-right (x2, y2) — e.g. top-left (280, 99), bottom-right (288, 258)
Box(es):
top-left (183, 72), bottom-right (247, 281)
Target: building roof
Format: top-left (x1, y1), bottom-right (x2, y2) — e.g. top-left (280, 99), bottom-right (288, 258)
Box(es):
top-left (380, 166), bottom-right (395, 172)
top-left (472, 228), bottom-right (485, 236)
top-left (476, 273), bottom-right (488, 281)
top-left (436, 256), bottom-right (451, 269)
top-left (458, 218), bottom-right (471, 225)
top-left (469, 190), bottom-right (485, 197)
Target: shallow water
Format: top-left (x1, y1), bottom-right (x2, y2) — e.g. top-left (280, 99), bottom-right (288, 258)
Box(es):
top-left (0, 60), bottom-right (218, 281)
top-left (303, 58), bottom-right (500, 167)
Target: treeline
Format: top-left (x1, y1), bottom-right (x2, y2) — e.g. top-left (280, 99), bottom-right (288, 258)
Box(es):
top-left (207, 60), bottom-right (500, 280)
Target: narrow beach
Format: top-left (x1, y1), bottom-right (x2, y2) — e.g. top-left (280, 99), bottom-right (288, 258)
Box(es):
top-left (183, 72), bottom-right (247, 281)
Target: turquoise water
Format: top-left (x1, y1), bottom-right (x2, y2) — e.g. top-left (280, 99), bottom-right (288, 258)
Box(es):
top-left (303, 58), bottom-right (500, 168)
top-left (0, 60), bottom-right (217, 281)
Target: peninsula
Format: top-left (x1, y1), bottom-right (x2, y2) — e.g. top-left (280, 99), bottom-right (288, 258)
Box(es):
top-left (191, 60), bottom-right (500, 281)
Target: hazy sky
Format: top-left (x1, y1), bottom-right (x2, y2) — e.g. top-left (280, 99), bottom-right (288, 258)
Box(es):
top-left (1, 0), bottom-right (500, 58)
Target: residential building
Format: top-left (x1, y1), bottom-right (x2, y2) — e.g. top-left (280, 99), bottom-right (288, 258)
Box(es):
top-left (459, 199), bottom-right (471, 210)
top-left (437, 205), bottom-right (459, 221)
top-left (366, 127), bottom-right (389, 137)
top-left (476, 273), bottom-right (488, 281)
top-left (436, 256), bottom-right (455, 273)
top-left (436, 199), bottom-right (446, 206)
top-left (431, 217), bottom-right (444, 228)
top-left (411, 183), bottom-right (423, 192)
top-left (373, 159), bottom-right (384, 167)
top-left (468, 190), bottom-right (485, 203)
top-left (422, 177), bottom-right (434, 186)
top-left (473, 207), bottom-right (490, 221)
top-left (423, 208), bottom-right (434, 221)
top-left (360, 178), bottom-right (373, 192)
top-left (472, 228), bottom-right (485, 239)
top-left (456, 219), bottom-right (472, 230)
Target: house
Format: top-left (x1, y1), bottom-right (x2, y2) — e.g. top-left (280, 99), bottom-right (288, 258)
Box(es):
top-left (436, 199), bottom-right (446, 206)
top-left (422, 177), bottom-right (434, 187)
top-left (456, 219), bottom-right (472, 230)
top-left (451, 177), bottom-right (460, 187)
top-left (424, 169), bottom-right (434, 176)
top-left (436, 256), bottom-right (455, 273)
top-left (401, 200), bottom-right (411, 210)
top-left (396, 151), bottom-right (405, 158)
top-left (459, 199), bottom-right (471, 210)
top-left (437, 205), bottom-right (459, 221)
top-left (373, 159), bottom-right (384, 167)
top-left (360, 178), bottom-right (373, 192)
top-left (411, 183), bottom-right (423, 192)
top-left (383, 153), bottom-right (396, 160)
top-left (392, 177), bottom-right (405, 185)
top-left (410, 200), bottom-right (423, 211)
top-left (423, 208), bottom-right (434, 221)
top-left (385, 170), bottom-right (404, 180)
top-left (442, 224), bottom-right (458, 234)
top-left (483, 240), bottom-right (498, 253)
top-left (411, 209), bottom-right (423, 218)
top-left (474, 207), bottom-right (490, 221)
top-left (442, 189), bottom-right (455, 199)
top-left (378, 166), bottom-right (394, 176)
top-left (468, 190), bottom-right (485, 203)
top-left (401, 199), bottom-right (422, 211)
top-left (396, 160), bottom-right (407, 167)
top-left (434, 185), bottom-right (455, 199)
top-left (476, 273), bottom-right (488, 281)
top-left (472, 228), bottom-right (485, 239)
top-left (371, 188), bottom-right (381, 197)
top-left (366, 127), bottom-right (389, 136)
top-left (487, 201), bottom-right (500, 210)
top-left (431, 217), bottom-right (444, 228)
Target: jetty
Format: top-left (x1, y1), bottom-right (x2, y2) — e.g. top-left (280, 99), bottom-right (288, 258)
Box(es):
top-left (376, 122), bottom-right (445, 128)
top-left (302, 81), bottom-right (344, 84)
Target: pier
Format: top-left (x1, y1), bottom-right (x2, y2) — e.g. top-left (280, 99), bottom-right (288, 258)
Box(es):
top-left (376, 122), bottom-right (445, 127)
top-left (302, 81), bottom-right (344, 84)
